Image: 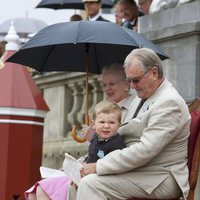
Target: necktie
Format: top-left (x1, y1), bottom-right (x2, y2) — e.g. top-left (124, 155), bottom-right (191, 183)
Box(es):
top-left (132, 99), bottom-right (146, 118)
top-left (123, 21), bottom-right (133, 29)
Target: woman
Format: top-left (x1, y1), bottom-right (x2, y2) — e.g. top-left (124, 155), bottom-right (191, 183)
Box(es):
top-left (101, 63), bottom-right (135, 122)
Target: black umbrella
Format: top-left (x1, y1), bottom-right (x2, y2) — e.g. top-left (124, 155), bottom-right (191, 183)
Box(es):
top-left (7, 21), bottom-right (168, 142)
top-left (36, 0), bottom-right (113, 10)
top-left (7, 21), bottom-right (168, 72)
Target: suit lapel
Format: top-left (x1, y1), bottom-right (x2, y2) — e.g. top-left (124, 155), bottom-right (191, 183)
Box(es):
top-left (136, 78), bottom-right (171, 117)
top-left (123, 97), bottom-right (140, 123)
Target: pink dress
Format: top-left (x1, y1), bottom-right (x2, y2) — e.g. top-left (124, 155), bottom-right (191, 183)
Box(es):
top-left (24, 176), bottom-right (71, 200)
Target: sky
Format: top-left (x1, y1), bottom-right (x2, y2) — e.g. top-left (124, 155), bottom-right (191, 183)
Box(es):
top-left (0, 0), bottom-right (79, 26)
top-left (0, 0), bottom-right (120, 26)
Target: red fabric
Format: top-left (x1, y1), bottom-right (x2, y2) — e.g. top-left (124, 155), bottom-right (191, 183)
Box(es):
top-left (188, 111), bottom-right (200, 173)
top-left (128, 198), bottom-right (178, 200)
top-left (128, 111), bottom-right (200, 200)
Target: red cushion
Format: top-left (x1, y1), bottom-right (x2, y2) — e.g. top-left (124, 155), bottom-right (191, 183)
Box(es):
top-left (128, 198), bottom-right (178, 200)
top-left (188, 111), bottom-right (200, 173)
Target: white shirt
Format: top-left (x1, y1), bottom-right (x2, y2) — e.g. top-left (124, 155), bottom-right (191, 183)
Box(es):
top-left (89, 13), bottom-right (101, 21)
top-left (118, 94), bottom-right (135, 123)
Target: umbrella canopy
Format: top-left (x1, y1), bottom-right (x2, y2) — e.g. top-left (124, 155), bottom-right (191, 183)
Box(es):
top-left (36, 0), bottom-right (113, 10)
top-left (7, 21), bottom-right (168, 74)
top-left (0, 17), bottom-right (47, 38)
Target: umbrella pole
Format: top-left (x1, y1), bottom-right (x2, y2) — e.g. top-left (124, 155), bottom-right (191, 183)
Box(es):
top-left (71, 52), bottom-right (89, 143)
top-left (85, 56), bottom-right (89, 126)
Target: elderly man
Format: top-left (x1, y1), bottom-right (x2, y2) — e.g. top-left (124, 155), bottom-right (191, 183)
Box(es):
top-left (82, 0), bottom-right (110, 21)
top-left (69, 48), bottom-right (190, 200)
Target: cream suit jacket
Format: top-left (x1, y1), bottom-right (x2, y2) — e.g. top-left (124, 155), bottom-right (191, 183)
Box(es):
top-left (96, 78), bottom-right (190, 199)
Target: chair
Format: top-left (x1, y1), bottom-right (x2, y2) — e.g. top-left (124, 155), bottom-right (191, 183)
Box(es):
top-left (187, 99), bottom-right (200, 200)
top-left (128, 98), bottom-right (200, 200)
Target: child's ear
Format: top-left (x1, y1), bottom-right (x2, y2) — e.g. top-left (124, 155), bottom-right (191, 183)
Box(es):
top-left (91, 120), bottom-right (95, 128)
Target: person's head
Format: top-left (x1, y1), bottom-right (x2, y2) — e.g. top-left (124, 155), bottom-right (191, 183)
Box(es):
top-left (101, 63), bottom-right (130, 103)
top-left (92, 100), bottom-right (121, 139)
top-left (70, 14), bottom-right (83, 21)
top-left (118, 0), bottom-right (138, 22)
top-left (138, 0), bottom-right (153, 15)
top-left (113, 1), bottom-right (124, 25)
top-left (82, 0), bottom-right (102, 18)
top-left (124, 48), bottom-right (164, 99)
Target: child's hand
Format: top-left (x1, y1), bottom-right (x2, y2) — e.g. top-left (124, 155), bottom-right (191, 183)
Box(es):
top-left (80, 168), bottom-right (85, 178)
top-left (81, 125), bottom-right (95, 142)
top-left (70, 181), bottom-right (78, 190)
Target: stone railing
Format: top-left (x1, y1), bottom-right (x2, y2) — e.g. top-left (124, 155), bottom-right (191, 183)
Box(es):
top-left (33, 71), bottom-right (104, 169)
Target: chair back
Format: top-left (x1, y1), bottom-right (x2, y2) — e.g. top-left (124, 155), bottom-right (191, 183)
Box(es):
top-left (128, 99), bottom-right (200, 200)
top-left (187, 99), bottom-right (200, 200)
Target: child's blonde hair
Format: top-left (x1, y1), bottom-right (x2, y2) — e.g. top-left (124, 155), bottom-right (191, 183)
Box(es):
top-left (92, 100), bottom-right (121, 123)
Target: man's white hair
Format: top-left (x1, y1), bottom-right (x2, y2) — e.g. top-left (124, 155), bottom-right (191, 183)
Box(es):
top-left (149, 0), bottom-right (178, 14)
top-left (149, 0), bottom-right (195, 14)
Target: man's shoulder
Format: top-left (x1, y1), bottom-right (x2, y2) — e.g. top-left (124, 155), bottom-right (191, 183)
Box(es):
top-left (96, 16), bottom-right (110, 22)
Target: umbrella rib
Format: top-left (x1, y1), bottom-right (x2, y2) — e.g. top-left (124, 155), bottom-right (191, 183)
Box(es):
top-left (75, 21), bottom-right (82, 43)
top-left (93, 43), bottom-right (101, 74)
top-left (39, 45), bottom-right (57, 71)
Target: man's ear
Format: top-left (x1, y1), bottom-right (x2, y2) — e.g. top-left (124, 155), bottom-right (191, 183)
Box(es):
top-left (152, 66), bottom-right (159, 78)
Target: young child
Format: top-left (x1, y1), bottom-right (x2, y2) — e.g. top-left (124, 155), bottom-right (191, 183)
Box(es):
top-left (25, 100), bottom-right (125, 200)
top-left (85, 100), bottom-right (125, 163)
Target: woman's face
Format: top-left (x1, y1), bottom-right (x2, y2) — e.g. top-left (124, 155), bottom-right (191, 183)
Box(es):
top-left (102, 71), bottom-right (129, 103)
top-left (113, 3), bottom-right (124, 24)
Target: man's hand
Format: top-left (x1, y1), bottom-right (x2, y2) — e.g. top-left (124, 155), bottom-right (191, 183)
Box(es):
top-left (81, 162), bottom-right (97, 176)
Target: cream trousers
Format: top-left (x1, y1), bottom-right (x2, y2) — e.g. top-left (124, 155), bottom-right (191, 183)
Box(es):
top-left (68, 173), bottom-right (182, 200)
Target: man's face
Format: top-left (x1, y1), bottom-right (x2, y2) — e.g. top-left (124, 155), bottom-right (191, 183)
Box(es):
top-left (84, 2), bottom-right (101, 18)
top-left (125, 57), bottom-right (159, 99)
top-left (139, 0), bottom-right (152, 15)
top-left (119, 1), bottom-right (137, 21)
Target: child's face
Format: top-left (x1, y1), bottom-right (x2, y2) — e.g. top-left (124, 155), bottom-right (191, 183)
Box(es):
top-left (92, 112), bottom-right (120, 139)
